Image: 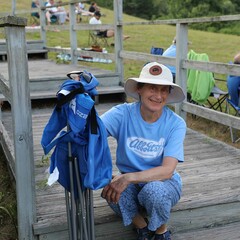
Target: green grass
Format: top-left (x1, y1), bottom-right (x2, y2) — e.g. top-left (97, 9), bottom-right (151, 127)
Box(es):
top-left (0, 147), bottom-right (18, 239)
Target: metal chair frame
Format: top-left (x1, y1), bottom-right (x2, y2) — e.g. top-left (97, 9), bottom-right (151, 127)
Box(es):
top-left (207, 85), bottom-right (229, 112)
top-left (88, 31), bottom-right (109, 47)
top-left (226, 87), bottom-right (240, 143)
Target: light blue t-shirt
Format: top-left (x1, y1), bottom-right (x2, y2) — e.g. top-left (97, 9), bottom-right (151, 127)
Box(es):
top-left (162, 44), bottom-right (176, 75)
top-left (101, 102), bottom-right (186, 174)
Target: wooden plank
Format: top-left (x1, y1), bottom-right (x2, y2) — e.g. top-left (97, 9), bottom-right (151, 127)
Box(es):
top-left (0, 60), bottom-right (123, 101)
top-left (182, 102), bottom-right (240, 130)
top-left (0, 121), bottom-right (15, 177)
top-left (123, 14), bottom-right (240, 25)
top-left (0, 15), bottom-right (27, 27)
top-left (0, 86), bottom-right (124, 101)
top-left (5, 23), bottom-right (36, 239)
top-left (36, 220), bottom-right (240, 240)
top-left (119, 50), bottom-right (240, 76)
top-left (35, 202), bottom-right (240, 240)
top-left (173, 221), bottom-right (240, 240)
top-left (0, 39), bottom-right (47, 60)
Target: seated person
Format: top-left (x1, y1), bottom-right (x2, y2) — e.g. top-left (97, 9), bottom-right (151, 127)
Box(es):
top-left (45, 0), bottom-right (67, 25)
top-left (162, 37), bottom-right (177, 81)
top-left (57, 1), bottom-right (69, 21)
top-left (100, 62), bottom-right (186, 240)
top-left (31, 0), bottom-right (40, 19)
top-left (227, 52), bottom-right (240, 106)
top-left (78, 2), bottom-right (85, 10)
top-left (88, 2), bottom-right (100, 13)
top-left (75, 2), bottom-right (94, 22)
top-left (89, 11), bottom-right (129, 40)
top-left (89, 11), bottom-right (114, 38)
top-left (163, 37), bottom-right (191, 83)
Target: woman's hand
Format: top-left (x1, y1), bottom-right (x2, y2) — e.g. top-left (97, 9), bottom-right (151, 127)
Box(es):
top-left (101, 174), bottom-right (131, 204)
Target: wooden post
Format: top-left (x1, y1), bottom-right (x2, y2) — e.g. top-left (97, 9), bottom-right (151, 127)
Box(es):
top-left (39, 0), bottom-right (47, 47)
top-left (114, 0), bottom-right (124, 86)
top-left (12, 0), bottom-right (16, 15)
top-left (0, 16), bottom-right (36, 240)
top-left (175, 23), bottom-right (188, 120)
top-left (69, 1), bottom-right (78, 64)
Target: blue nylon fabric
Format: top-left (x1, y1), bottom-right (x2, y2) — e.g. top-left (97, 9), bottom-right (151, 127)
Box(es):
top-left (41, 73), bottom-right (112, 191)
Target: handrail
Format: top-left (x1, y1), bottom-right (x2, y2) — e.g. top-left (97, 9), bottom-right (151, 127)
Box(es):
top-left (0, 15), bottom-right (36, 240)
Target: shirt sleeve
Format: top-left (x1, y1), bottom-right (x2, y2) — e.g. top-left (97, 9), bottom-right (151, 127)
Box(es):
top-left (163, 118), bottom-right (186, 162)
top-left (100, 104), bottom-right (124, 139)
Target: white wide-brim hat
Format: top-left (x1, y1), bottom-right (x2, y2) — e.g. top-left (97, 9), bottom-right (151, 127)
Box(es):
top-left (124, 62), bottom-right (185, 104)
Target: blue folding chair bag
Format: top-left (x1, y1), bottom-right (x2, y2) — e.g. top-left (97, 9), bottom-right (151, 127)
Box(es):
top-left (41, 107), bottom-right (68, 155)
top-left (68, 93), bottom-right (95, 134)
top-left (84, 114), bottom-right (112, 189)
top-left (47, 113), bottom-right (112, 191)
top-left (42, 72), bottom-right (112, 192)
top-left (49, 137), bottom-right (88, 193)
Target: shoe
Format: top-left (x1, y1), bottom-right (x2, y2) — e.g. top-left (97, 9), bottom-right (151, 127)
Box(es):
top-left (154, 230), bottom-right (171, 240)
top-left (136, 226), bottom-right (152, 240)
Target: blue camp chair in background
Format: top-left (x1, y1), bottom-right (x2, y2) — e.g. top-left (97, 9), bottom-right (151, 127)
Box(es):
top-left (150, 46), bottom-right (164, 55)
top-left (226, 86), bottom-right (240, 143)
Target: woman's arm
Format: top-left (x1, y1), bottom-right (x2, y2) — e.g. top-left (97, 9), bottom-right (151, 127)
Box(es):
top-left (102, 157), bottom-right (178, 203)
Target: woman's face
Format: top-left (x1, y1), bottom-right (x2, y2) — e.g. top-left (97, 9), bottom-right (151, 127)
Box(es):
top-left (137, 83), bottom-right (170, 114)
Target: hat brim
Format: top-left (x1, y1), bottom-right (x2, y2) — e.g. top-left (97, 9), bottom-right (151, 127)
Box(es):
top-left (124, 78), bottom-right (185, 104)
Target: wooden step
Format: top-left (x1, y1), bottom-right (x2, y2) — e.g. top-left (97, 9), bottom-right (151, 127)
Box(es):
top-left (0, 39), bottom-right (48, 61)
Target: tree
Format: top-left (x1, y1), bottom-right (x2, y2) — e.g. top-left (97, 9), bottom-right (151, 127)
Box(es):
top-left (96, 0), bottom-right (240, 34)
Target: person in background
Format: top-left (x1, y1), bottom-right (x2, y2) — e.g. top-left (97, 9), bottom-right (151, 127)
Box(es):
top-left (89, 11), bottom-right (114, 38)
top-left (100, 62), bottom-right (186, 240)
top-left (88, 2), bottom-right (100, 13)
top-left (162, 37), bottom-right (191, 83)
top-left (45, 0), bottom-right (67, 26)
top-left (79, 2), bottom-right (85, 10)
top-left (31, 0), bottom-right (40, 19)
top-left (162, 37), bottom-right (177, 82)
top-left (89, 11), bottom-right (130, 40)
top-left (227, 52), bottom-right (240, 106)
top-left (57, 1), bottom-right (69, 22)
top-left (75, 2), bottom-right (94, 23)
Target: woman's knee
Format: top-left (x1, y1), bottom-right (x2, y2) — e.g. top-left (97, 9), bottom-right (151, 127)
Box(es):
top-left (138, 181), bottom-right (180, 207)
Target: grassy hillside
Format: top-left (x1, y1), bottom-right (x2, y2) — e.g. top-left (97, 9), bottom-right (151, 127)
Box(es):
top-left (1, 1), bottom-right (239, 62)
top-left (0, 1), bottom-right (239, 148)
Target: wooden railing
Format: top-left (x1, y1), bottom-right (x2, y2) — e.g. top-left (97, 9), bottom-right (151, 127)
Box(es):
top-left (0, 16), bottom-right (36, 240)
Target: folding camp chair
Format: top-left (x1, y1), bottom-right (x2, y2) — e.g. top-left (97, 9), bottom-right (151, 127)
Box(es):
top-left (207, 84), bottom-right (228, 112)
top-left (30, 12), bottom-right (40, 25)
top-left (88, 31), bottom-right (109, 47)
top-left (226, 86), bottom-right (240, 143)
top-left (42, 71), bottom-right (113, 240)
top-left (187, 50), bottom-right (228, 112)
top-left (150, 46), bottom-right (164, 55)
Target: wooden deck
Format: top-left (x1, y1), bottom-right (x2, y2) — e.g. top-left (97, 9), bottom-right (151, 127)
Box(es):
top-left (1, 101), bottom-right (240, 240)
top-left (0, 59), bottom-right (125, 103)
